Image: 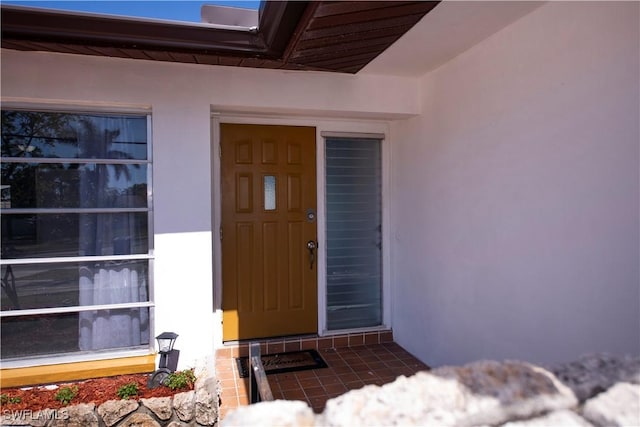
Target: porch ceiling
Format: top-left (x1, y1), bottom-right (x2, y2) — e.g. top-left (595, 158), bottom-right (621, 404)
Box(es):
top-left (0, 1), bottom-right (439, 74)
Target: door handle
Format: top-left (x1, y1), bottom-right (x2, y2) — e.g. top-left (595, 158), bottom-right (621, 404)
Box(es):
top-left (307, 240), bottom-right (317, 270)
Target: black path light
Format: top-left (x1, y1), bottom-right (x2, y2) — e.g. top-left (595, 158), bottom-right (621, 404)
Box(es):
top-left (148, 331), bottom-right (180, 388)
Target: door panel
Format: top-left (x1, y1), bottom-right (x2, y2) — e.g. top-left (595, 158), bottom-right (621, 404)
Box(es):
top-left (221, 124), bottom-right (317, 341)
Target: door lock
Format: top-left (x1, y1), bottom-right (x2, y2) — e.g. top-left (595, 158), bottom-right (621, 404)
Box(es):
top-left (307, 240), bottom-right (317, 270)
top-left (306, 208), bottom-right (316, 223)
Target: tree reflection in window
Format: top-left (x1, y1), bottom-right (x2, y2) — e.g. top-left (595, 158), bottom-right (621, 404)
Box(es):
top-left (0, 110), bottom-right (151, 359)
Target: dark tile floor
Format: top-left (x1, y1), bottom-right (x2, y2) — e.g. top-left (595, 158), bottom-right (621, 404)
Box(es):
top-left (215, 336), bottom-right (430, 419)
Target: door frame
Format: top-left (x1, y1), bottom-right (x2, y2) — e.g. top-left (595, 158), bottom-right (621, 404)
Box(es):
top-left (211, 112), bottom-right (392, 346)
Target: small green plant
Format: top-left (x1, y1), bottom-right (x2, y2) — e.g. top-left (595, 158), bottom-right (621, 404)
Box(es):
top-left (117, 382), bottom-right (139, 400)
top-left (55, 385), bottom-right (78, 405)
top-left (165, 369), bottom-right (196, 390)
top-left (0, 393), bottom-right (22, 405)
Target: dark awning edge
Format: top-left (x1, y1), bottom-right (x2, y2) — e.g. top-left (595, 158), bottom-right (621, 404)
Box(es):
top-left (0, 1), bottom-right (309, 58)
top-left (1, 2), bottom-right (441, 74)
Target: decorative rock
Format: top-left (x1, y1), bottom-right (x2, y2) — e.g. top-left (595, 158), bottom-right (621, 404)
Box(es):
top-left (194, 362), bottom-right (215, 390)
top-left (119, 412), bottom-right (161, 427)
top-left (221, 400), bottom-right (315, 427)
top-left (322, 372), bottom-right (463, 426)
top-left (98, 399), bottom-right (139, 426)
top-left (173, 390), bottom-right (196, 422)
top-left (49, 403), bottom-right (99, 427)
top-left (433, 361), bottom-right (578, 425)
top-left (550, 353), bottom-right (640, 402)
top-left (141, 396), bottom-right (174, 421)
top-left (166, 422), bottom-right (183, 427)
top-left (582, 382), bottom-right (640, 427)
top-left (30, 409), bottom-right (62, 427)
top-left (321, 361), bottom-right (577, 426)
top-left (0, 411), bottom-right (31, 426)
top-left (195, 385), bottom-right (218, 426)
top-left (501, 410), bottom-right (593, 426)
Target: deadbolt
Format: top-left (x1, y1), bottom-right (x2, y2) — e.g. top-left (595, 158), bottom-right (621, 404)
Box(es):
top-left (306, 208), bottom-right (316, 223)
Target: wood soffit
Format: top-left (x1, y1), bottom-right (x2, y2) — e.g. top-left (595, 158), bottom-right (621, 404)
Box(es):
top-left (1, 1), bottom-right (440, 74)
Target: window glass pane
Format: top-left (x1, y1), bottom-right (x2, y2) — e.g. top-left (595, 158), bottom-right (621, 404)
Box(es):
top-left (1, 260), bottom-right (149, 311)
top-left (1, 212), bottom-right (149, 258)
top-left (0, 307), bottom-right (150, 359)
top-left (1, 109), bottom-right (151, 361)
top-left (1, 163), bottom-right (148, 209)
top-left (1, 111), bottom-right (147, 160)
top-left (264, 175), bottom-right (276, 210)
top-left (325, 138), bottom-right (382, 330)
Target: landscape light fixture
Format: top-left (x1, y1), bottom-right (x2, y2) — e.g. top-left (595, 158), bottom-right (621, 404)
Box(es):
top-left (148, 331), bottom-right (180, 388)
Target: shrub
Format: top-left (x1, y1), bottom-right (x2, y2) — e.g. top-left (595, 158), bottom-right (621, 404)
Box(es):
top-left (117, 382), bottom-right (139, 400)
top-left (0, 393), bottom-right (21, 404)
top-left (165, 369), bottom-right (196, 390)
top-left (55, 386), bottom-right (78, 405)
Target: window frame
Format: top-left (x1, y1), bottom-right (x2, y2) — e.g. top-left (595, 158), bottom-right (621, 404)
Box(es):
top-left (323, 133), bottom-right (384, 331)
top-left (0, 105), bottom-right (155, 365)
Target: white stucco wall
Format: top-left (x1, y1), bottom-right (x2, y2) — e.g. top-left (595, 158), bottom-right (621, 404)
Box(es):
top-left (391, 1), bottom-right (640, 367)
top-left (0, 50), bottom-right (419, 367)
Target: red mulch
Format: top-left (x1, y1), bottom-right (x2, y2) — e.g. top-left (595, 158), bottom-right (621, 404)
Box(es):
top-left (0, 373), bottom-right (192, 413)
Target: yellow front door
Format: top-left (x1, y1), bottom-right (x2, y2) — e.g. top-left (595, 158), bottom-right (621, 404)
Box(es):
top-left (221, 124), bottom-right (317, 341)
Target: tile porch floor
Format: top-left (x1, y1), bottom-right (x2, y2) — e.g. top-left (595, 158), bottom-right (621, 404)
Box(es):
top-left (215, 331), bottom-right (430, 419)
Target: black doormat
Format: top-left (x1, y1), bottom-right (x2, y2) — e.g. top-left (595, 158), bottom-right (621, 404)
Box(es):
top-left (236, 349), bottom-right (327, 378)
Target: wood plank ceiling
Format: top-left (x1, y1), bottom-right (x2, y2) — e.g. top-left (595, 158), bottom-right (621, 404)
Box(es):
top-left (286, 2), bottom-right (438, 73)
top-left (1, 1), bottom-right (439, 74)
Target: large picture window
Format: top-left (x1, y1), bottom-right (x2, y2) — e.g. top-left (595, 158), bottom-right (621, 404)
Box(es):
top-left (1, 110), bottom-right (153, 360)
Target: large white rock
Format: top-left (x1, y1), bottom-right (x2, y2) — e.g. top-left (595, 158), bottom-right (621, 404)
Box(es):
top-left (172, 390), bottom-right (196, 422)
top-left (97, 399), bottom-right (139, 426)
top-left (321, 361), bottom-right (578, 427)
top-left (30, 409), bottom-right (64, 427)
top-left (0, 411), bottom-right (32, 426)
top-left (582, 382), bottom-right (640, 427)
top-left (49, 403), bottom-right (99, 427)
top-left (140, 396), bottom-right (173, 421)
top-left (195, 386), bottom-right (219, 426)
top-left (551, 354), bottom-right (640, 402)
top-left (119, 412), bottom-right (161, 427)
top-left (321, 372), bottom-right (464, 426)
top-left (434, 361), bottom-right (579, 425)
top-left (221, 400), bottom-right (315, 427)
top-left (501, 410), bottom-right (593, 426)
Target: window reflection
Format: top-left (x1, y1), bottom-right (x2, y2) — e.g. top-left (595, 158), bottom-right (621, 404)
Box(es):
top-left (1, 213), bottom-right (149, 258)
top-left (0, 163), bottom-right (147, 209)
top-left (0, 260), bottom-right (149, 311)
top-left (1, 111), bottom-right (147, 160)
top-left (0, 110), bottom-right (152, 360)
top-left (0, 307), bottom-right (150, 359)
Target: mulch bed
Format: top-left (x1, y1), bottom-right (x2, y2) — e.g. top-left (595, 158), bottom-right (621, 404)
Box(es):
top-left (0, 373), bottom-right (192, 413)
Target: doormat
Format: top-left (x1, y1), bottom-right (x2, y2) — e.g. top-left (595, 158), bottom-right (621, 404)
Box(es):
top-left (236, 349), bottom-right (327, 378)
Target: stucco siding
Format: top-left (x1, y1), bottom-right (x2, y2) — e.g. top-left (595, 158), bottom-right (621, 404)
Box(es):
top-left (391, 1), bottom-right (640, 367)
top-left (0, 50), bottom-right (418, 367)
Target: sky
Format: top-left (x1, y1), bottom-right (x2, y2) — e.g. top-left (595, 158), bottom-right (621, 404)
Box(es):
top-left (1, 1), bottom-right (261, 23)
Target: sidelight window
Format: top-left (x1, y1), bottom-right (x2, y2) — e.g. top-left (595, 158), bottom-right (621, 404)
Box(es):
top-left (325, 136), bottom-right (382, 330)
